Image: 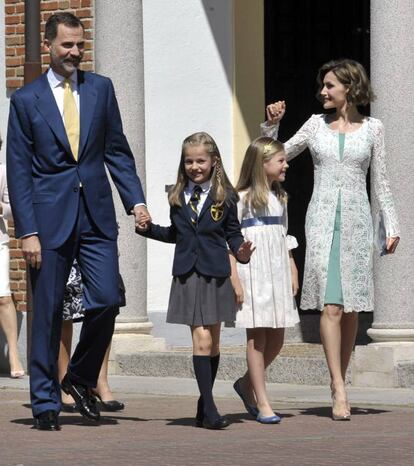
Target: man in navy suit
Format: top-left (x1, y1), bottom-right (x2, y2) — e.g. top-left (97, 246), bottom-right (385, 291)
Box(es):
top-left (6, 12), bottom-right (149, 430)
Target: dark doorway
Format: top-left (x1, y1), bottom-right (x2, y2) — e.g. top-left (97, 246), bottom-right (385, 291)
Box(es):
top-left (264, 0), bottom-right (370, 310)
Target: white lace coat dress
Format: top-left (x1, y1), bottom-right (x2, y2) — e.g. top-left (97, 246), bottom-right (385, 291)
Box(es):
top-left (234, 191), bottom-right (300, 328)
top-left (262, 114), bottom-right (400, 313)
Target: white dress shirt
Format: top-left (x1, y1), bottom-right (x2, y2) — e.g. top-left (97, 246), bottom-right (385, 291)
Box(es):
top-left (184, 180), bottom-right (211, 213)
top-left (47, 68), bottom-right (79, 116)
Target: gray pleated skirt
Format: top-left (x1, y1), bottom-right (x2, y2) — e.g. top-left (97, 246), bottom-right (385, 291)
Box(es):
top-left (167, 270), bottom-right (237, 326)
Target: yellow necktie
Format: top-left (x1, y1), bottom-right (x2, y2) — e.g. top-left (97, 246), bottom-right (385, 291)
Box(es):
top-left (63, 79), bottom-right (80, 161)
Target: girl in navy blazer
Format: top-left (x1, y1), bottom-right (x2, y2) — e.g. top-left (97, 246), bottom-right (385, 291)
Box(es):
top-left (138, 132), bottom-right (253, 429)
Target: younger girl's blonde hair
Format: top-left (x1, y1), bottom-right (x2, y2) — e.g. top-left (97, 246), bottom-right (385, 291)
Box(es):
top-left (236, 136), bottom-right (286, 210)
top-left (168, 132), bottom-right (237, 207)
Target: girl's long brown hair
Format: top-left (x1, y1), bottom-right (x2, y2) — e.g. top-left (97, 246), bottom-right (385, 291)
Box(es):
top-left (168, 132), bottom-right (237, 207)
top-left (236, 137), bottom-right (286, 210)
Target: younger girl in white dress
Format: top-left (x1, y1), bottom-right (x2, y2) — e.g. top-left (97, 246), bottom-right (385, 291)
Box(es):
top-left (230, 137), bottom-right (299, 424)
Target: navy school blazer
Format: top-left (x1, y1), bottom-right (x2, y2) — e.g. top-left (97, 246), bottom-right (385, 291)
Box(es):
top-left (140, 191), bottom-right (245, 278)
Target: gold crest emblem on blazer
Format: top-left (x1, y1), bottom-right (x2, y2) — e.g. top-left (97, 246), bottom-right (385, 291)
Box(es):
top-left (210, 204), bottom-right (224, 221)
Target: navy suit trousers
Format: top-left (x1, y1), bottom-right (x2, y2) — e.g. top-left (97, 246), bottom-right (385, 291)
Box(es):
top-left (29, 191), bottom-right (119, 417)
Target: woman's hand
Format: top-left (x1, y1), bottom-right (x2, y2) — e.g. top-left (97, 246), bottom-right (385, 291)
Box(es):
top-left (236, 240), bottom-right (255, 263)
top-left (266, 100), bottom-right (286, 125)
top-left (386, 236), bottom-right (400, 254)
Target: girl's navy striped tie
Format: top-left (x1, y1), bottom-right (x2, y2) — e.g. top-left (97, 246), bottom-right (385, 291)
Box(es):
top-left (188, 185), bottom-right (202, 224)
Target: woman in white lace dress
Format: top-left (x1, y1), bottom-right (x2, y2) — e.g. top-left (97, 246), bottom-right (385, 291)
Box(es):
top-left (0, 160), bottom-right (24, 378)
top-left (263, 59), bottom-right (400, 420)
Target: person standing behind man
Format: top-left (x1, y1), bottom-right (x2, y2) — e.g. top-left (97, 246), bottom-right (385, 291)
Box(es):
top-left (7, 12), bottom-right (149, 431)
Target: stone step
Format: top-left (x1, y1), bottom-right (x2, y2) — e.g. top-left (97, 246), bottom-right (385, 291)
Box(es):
top-left (114, 343), bottom-right (349, 386)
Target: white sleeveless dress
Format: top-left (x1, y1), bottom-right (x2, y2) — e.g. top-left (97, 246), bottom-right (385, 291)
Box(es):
top-left (233, 191), bottom-right (300, 329)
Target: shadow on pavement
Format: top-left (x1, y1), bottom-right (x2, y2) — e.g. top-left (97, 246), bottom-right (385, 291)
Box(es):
top-left (101, 414), bottom-right (149, 422)
top-left (298, 406), bottom-right (390, 418)
top-left (166, 417), bottom-right (199, 427)
top-left (165, 411), bottom-right (296, 427)
top-left (166, 412), bottom-right (250, 427)
top-left (10, 415), bottom-right (119, 427)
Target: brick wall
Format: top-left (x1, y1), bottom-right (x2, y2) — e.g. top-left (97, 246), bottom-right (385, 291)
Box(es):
top-left (7, 221), bottom-right (27, 311)
top-left (5, 0), bottom-right (95, 311)
top-left (5, 0), bottom-right (94, 89)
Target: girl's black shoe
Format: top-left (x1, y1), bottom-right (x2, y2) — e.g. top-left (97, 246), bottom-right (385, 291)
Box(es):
top-left (202, 415), bottom-right (230, 430)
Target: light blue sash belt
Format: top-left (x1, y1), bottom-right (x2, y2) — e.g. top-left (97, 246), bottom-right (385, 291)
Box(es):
top-left (241, 216), bottom-right (284, 228)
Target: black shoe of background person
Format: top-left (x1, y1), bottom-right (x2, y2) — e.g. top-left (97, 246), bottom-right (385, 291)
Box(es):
top-left (92, 393), bottom-right (125, 412)
top-left (61, 374), bottom-right (100, 422)
top-left (61, 402), bottom-right (77, 413)
top-left (34, 410), bottom-right (61, 431)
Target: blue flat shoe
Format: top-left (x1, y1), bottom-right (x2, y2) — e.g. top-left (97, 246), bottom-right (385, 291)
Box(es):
top-left (256, 412), bottom-right (281, 424)
top-left (233, 378), bottom-right (259, 417)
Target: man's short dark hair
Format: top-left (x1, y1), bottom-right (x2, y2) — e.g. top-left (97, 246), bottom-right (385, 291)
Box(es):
top-left (44, 12), bottom-right (84, 42)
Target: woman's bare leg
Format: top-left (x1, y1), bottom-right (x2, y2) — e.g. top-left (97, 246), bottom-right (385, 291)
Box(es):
top-left (340, 311), bottom-right (358, 411)
top-left (0, 296), bottom-right (24, 374)
top-left (320, 304), bottom-right (349, 417)
top-left (340, 311), bottom-right (358, 380)
top-left (94, 343), bottom-right (114, 401)
top-left (58, 320), bottom-right (74, 404)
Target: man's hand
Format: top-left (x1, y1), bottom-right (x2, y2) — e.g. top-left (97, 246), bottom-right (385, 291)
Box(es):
top-left (21, 235), bottom-right (42, 269)
top-left (266, 100), bottom-right (286, 126)
top-left (133, 205), bottom-right (152, 232)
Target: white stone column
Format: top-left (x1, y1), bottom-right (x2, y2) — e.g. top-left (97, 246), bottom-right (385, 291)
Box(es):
top-left (353, 0), bottom-right (414, 387)
top-left (95, 0), bottom-right (165, 366)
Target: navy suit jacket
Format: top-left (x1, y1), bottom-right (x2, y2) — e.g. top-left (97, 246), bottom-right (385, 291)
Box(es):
top-left (6, 70), bottom-right (145, 249)
top-left (140, 192), bottom-right (245, 278)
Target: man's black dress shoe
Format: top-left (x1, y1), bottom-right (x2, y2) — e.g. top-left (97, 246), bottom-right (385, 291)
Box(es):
top-left (202, 415), bottom-right (230, 430)
top-left (34, 410), bottom-right (61, 431)
top-left (61, 374), bottom-right (100, 421)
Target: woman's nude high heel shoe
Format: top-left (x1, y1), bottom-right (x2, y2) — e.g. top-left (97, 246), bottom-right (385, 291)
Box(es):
top-left (331, 384), bottom-right (351, 421)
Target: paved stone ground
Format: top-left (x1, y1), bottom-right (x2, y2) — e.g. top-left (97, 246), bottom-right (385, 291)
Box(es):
top-left (1, 378), bottom-right (414, 466)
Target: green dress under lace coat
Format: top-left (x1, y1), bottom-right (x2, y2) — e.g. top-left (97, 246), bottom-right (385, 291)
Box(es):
top-left (324, 133), bottom-right (345, 305)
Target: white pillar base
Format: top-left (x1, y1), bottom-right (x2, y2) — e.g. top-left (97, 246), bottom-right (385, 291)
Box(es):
top-left (367, 328), bottom-right (414, 342)
top-left (352, 342), bottom-right (414, 388)
top-left (108, 321), bottom-right (166, 375)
